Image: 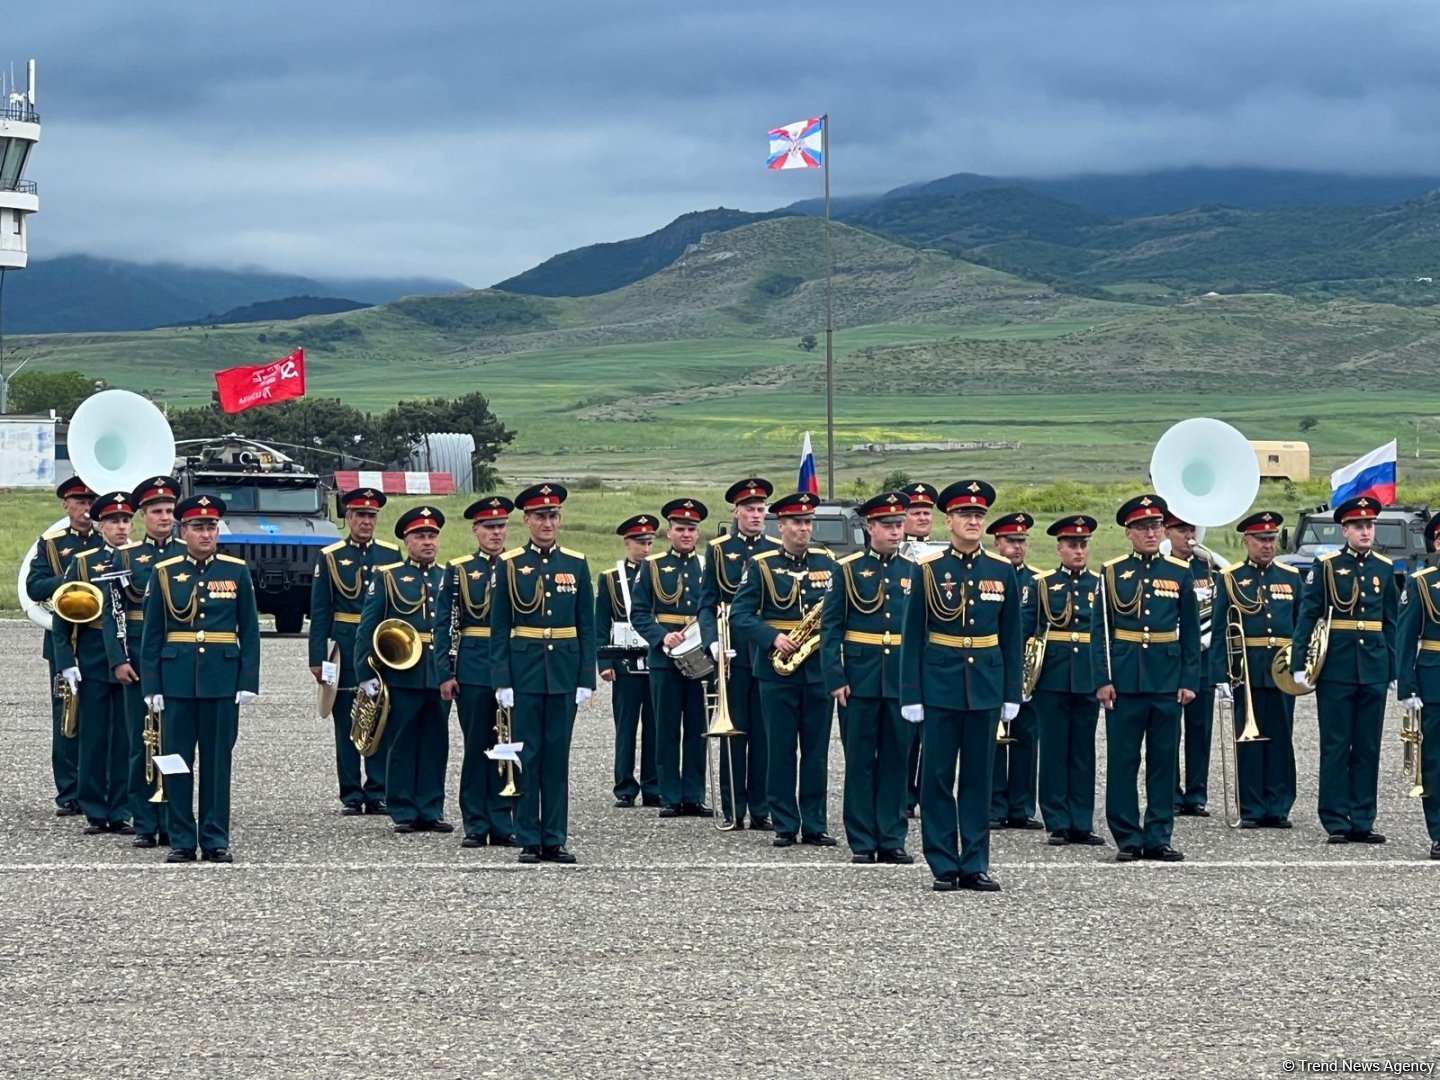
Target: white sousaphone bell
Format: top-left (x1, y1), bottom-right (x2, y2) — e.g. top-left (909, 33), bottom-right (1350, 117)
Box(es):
top-left (18, 390), bottom-right (177, 630)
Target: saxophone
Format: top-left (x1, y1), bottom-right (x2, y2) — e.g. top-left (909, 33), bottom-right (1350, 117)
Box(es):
top-left (772, 602), bottom-right (823, 676)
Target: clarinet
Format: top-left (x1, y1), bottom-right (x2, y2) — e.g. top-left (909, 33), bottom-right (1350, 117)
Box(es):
top-left (111, 577), bottom-right (128, 660)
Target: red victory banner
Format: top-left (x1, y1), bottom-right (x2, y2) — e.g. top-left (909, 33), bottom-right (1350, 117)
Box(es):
top-left (214, 348), bottom-right (307, 413)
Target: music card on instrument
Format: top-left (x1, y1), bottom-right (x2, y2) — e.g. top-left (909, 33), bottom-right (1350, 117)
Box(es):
top-left (151, 754), bottom-right (191, 776)
top-left (486, 742), bottom-right (523, 763)
top-left (320, 661), bottom-right (338, 686)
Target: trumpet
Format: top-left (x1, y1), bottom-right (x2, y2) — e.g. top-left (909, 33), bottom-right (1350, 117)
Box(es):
top-left (1218, 604), bottom-right (1267, 828)
top-left (494, 704), bottom-right (520, 798)
top-left (143, 702), bottom-right (166, 804)
top-left (1401, 703), bottom-right (1424, 799)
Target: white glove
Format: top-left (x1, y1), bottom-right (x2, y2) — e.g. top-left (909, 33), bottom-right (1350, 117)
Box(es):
top-left (235, 691), bottom-right (257, 705)
top-left (1002, 702), bottom-right (1020, 722)
top-left (497, 687), bottom-right (515, 709)
top-left (359, 678), bottom-right (380, 699)
top-left (901, 704), bottom-right (924, 724)
top-left (575, 687), bottom-right (593, 706)
top-left (709, 641), bottom-right (721, 661)
top-left (1402, 695), bottom-right (1424, 711)
top-left (1293, 671), bottom-right (1311, 691)
top-left (1389, 680), bottom-right (1398, 693)
top-left (1216, 683), bottom-right (1233, 703)
top-left (60, 667), bottom-right (80, 693)
top-left (144, 693), bottom-right (165, 713)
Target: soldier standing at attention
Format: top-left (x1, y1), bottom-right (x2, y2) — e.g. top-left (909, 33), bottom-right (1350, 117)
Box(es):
top-left (437, 496), bottom-right (518, 849)
top-left (491, 484), bottom-right (596, 865)
top-left (1166, 513), bottom-right (1219, 818)
top-left (986, 511), bottom-right (1042, 831)
top-left (699, 478), bottom-right (779, 830)
top-left (356, 506), bottom-right (452, 836)
top-left (27, 476), bottom-right (101, 817)
top-left (596, 514), bottom-right (661, 809)
top-left (632, 498), bottom-right (712, 819)
top-left (140, 495), bottom-right (260, 863)
top-left (309, 488), bottom-right (398, 816)
top-left (1092, 494), bottom-right (1200, 864)
top-left (820, 491), bottom-right (915, 865)
top-left (900, 481), bottom-right (938, 819)
top-left (1395, 515), bottom-right (1440, 860)
top-left (1291, 496), bottom-right (1398, 845)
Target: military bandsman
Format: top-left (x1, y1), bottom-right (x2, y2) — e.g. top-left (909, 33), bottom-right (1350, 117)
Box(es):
top-left (28, 476), bottom-right (102, 816)
top-left (436, 496), bottom-right (518, 848)
top-left (1211, 511), bottom-right (1300, 829)
top-left (596, 514), bottom-right (661, 809)
top-left (632, 498), bottom-right (712, 818)
top-left (53, 491), bottom-right (136, 835)
top-left (699, 477), bottom-right (779, 830)
top-left (820, 491), bottom-right (915, 865)
top-left (731, 491), bottom-right (838, 848)
top-left (1092, 494), bottom-right (1200, 863)
top-left (987, 511), bottom-right (1042, 831)
top-left (140, 495), bottom-right (261, 863)
top-left (356, 506), bottom-right (452, 835)
top-left (1166, 512), bottom-right (1219, 818)
top-left (900, 481), bottom-right (938, 817)
top-left (1291, 496), bottom-right (1398, 844)
top-left (1395, 515), bottom-right (1440, 860)
top-left (1031, 516), bottom-right (1105, 847)
top-left (491, 484), bottom-right (596, 865)
top-left (309, 488), bottom-right (398, 816)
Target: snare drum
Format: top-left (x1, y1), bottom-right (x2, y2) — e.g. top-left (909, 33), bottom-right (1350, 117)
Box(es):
top-left (664, 619), bottom-right (715, 680)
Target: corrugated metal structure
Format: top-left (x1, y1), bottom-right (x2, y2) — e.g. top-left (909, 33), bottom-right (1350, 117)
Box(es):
top-left (409, 432), bottom-right (476, 494)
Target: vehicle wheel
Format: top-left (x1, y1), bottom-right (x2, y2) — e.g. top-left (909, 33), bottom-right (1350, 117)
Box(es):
top-left (274, 610), bottom-right (305, 635)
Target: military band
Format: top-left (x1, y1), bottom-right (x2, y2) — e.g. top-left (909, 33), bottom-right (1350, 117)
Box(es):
top-left (597, 514), bottom-right (661, 809)
top-left (1395, 515), bottom-right (1440, 860)
top-left (987, 511), bottom-right (1042, 830)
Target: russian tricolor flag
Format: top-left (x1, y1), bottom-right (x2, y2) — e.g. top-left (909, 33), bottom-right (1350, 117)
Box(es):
top-left (797, 431), bottom-right (819, 495)
top-left (1330, 440), bottom-right (1397, 506)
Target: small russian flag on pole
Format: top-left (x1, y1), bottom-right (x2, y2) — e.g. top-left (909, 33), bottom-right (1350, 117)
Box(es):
top-left (798, 431), bottom-right (819, 495)
top-left (1330, 440), bottom-right (1398, 506)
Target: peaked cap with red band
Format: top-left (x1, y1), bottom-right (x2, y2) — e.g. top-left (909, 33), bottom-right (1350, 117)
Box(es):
top-left (661, 497), bottom-right (709, 524)
top-left (1235, 510), bottom-right (1284, 536)
top-left (464, 495), bottom-right (513, 521)
top-left (770, 491), bottom-right (819, 518)
top-left (1162, 511), bottom-right (1195, 530)
top-left (56, 477), bottom-right (96, 500)
top-left (902, 482), bottom-right (938, 508)
top-left (1115, 493), bottom-right (1168, 527)
top-left (133, 475), bottom-right (181, 508)
top-left (94, 491), bottom-right (137, 520)
top-left (341, 487), bottom-right (388, 513)
top-left (176, 495), bottom-right (225, 523)
top-left (516, 483), bottom-right (568, 512)
top-left (1333, 496), bottom-right (1380, 524)
top-left (395, 505), bottom-right (445, 538)
top-left (1047, 515), bottom-right (1098, 539)
top-left (938, 479), bottom-right (996, 514)
top-left (857, 491), bottom-right (911, 521)
top-left (616, 514), bottom-right (659, 539)
top-left (986, 511), bottom-right (1034, 537)
top-left (724, 477), bottom-right (774, 506)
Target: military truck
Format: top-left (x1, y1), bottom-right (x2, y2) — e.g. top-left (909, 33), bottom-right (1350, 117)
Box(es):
top-left (174, 436), bottom-right (339, 633)
top-left (1278, 504), bottom-right (1434, 581)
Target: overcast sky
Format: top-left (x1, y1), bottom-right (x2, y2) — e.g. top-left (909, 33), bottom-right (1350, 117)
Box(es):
top-left (9, 1), bottom-right (1440, 286)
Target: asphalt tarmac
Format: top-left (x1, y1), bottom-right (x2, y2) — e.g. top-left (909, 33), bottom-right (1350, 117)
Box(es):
top-left (1, 618), bottom-right (1436, 1079)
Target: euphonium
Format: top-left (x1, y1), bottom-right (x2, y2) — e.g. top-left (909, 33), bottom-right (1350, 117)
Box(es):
top-left (772, 603), bottom-right (823, 676)
top-left (350, 619), bottom-right (423, 755)
top-left (1401, 704), bottom-right (1424, 798)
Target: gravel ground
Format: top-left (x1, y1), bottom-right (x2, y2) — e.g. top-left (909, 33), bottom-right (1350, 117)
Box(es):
top-left (1, 618), bottom-right (1437, 1079)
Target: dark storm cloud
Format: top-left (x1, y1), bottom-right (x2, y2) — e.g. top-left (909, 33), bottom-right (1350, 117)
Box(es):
top-left (9, 1), bottom-right (1440, 284)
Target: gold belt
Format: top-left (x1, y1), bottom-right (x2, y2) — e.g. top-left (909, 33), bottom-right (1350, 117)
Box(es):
top-left (1243, 635), bottom-right (1284, 648)
top-left (766, 619), bottom-right (800, 632)
top-left (844, 630), bottom-right (901, 647)
top-left (1114, 629), bottom-right (1178, 644)
top-left (333, 612), bottom-right (362, 625)
top-left (1045, 629), bottom-right (1091, 644)
top-left (656, 614), bottom-right (691, 626)
top-left (1419, 640), bottom-right (1440, 653)
top-left (927, 631), bottom-right (999, 649)
top-left (126, 610), bottom-right (143, 621)
top-left (166, 631), bottom-right (239, 644)
top-left (511, 626), bottom-right (577, 640)
top-left (461, 626), bottom-right (491, 638)
top-left (1330, 619), bottom-right (1382, 632)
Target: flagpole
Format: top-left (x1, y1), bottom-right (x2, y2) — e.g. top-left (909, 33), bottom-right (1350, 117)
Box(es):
top-left (821, 113), bottom-right (834, 499)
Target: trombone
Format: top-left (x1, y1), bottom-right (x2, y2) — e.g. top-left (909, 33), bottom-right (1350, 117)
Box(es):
top-left (1218, 604), bottom-right (1268, 828)
top-left (704, 604), bottom-right (743, 831)
top-left (1400, 703), bottom-right (1424, 799)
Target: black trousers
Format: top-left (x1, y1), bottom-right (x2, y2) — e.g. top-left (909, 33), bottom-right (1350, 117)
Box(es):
top-left (651, 668), bottom-right (707, 808)
top-left (718, 661), bottom-right (769, 823)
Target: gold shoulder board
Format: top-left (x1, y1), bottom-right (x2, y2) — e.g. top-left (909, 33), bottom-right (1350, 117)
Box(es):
top-left (1318, 550), bottom-right (1341, 563)
top-left (752, 550), bottom-right (779, 562)
top-left (560, 546), bottom-right (586, 559)
top-left (376, 539), bottom-right (400, 550)
top-left (1371, 552), bottom-right (1394, 566)
top-left (216, 554), bottom-right (247, 565)
top-left (836, 551), bottom-right (864, 565)
top-left (42, 528), bottom-right (66, 540)
top-left (644, 551), bottom-right (667, 562)
top-left (1103, 554), bottom-right (1129, 568)
top-left (1163, 554), bottom-right (1190, 569)
top-left (499, 547), bottom-right (526, 562)
top-left (375, 561), bottom-right (404, 573)
top-left (448, 554), bottom-right (473, 567)
top-left (155, 555), bottom-right (186, 570)
top-left (1273, 561), bottom-right (1300, 575)
top-left (917, 549), bottom-right (946, 565)
top-left (982, 549), bottom-right (1011, 565)
top-left (321, 540), bottom-right (346, 555)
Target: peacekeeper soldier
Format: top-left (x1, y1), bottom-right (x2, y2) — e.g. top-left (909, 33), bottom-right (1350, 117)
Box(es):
top-left (436, 495), bottom-right (518, 849)
top-left (632, 498), bottom-right (712, 819)
top-left (52, 491), bottom-right (136, 835)
top-left (27, 476), bottom-right (102, 816)
top-left (1395, 515), bottom-right (1440, 860)
top-left (1030, 516), bottom-right (1105, 847)
top-left (730, 491), bottom-right (839, 848)
top-left (596, 514), bottom-right (661, 809)
top-left (356, 506), bottom-right (452, 835)
top-left (309, 488), bottom-right (399, 817)
top-left (1166, 512), bottom-right (1219, 818)
top-left (110, 475), bottom-right (186, 848)
top-left (899, 480), bottom-right (1022, 893)
top-left (986, 511), bottom-right (1042, 831)
top-left (1092, 494), bottom-right (1201, 863)
top-left (820, 491), bottom-right (915, 865)
top-left (900, 480), bottom-right (938, 818)
top-left (699, 477), bottom-right (779, 830)
top-left (140, 495), bottom-right (261, 863)
top-left (1291, 495), bottom-right (1398, 844)
top-left (491, 483), bottom-right (597, 865)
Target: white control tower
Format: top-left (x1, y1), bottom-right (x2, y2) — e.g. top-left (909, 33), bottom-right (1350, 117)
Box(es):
top-left (0, 60), bottom-right (39, 270)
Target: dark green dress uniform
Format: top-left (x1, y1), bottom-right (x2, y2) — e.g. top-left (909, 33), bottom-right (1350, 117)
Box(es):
top-left (900, 481), bottom-right (939, 817)
top-left (988, 513), bottom-right (1040, 827)
top-left (900, 482), bottom-right (1023, 888)
top-left (1292, 497), bottom-right (1398, 842)
top-left (52, 522), bottom-right (132, 832)
top-left (631, 498), bottom-right (710, 814)
top-left (27, 485), bottom-right (103, 811)
top-left (355, 508), bottom-right (450, 832)
top-left (139, 498), bottom-right (261, 858)
top-left (1396, 539), bottom-right (1440, 854)
top-left (308, 489), bottom-right (399, 812)
top-left (1174, 538), bottom-right (1219, 815)
top-left (490, 484), bottom-right (596, 859)
top-left (1210, 512), bottom-right (1299, 826)
top-left (1091, 495), bottom-right (1201, 859)
top-left (730, 491), bottom-right (838, 844)
top-left (596, 514), bottom-right (660, 806)
top-left (820, 492), bottom-right (913, 860)
top-left (1031, 515), bottom-right (1103, 843)
top-left (435, 496), bottom-right (516, 845)
top-left (699, 477), bottom-right (780, 829)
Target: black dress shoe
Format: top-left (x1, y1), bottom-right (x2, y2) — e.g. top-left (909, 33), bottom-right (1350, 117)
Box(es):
top-left (1069, 830), bottom-right (1106, 846)
top-left (166, 848), bottom-right (197, 863)
top-left (393, 823), bottom-right (417, 834)
top-left (932, 874), bottom-right (959, 892)
top-left (1007, 817), bottom-right (1044, 831)
top-left (488, 834), bottom-right (519, 848)
top-left (1239, 819), bottom-right (1262, 830)
top-left (852, 852), bottom-right (876, 864)
top-left (772, 833), bottom-right (796, 848)
top-left (879, 848), bottom-right (915, 864)
top-left (748, 816), bottom-right (773, 832)
top-left (1266, 817), bottom-right (1294, 830)
top-left (110, 822), bottom-right (135, 835)
top-left (613, 796), bottom-right (636, 808)
top-left (906, 805), bottom-right (917, 819)
top-left (83, 823), bottom-right (109, 835)
top-left (1326, 832), bottom-right (1350, 844)
top-left (658, 806), bottom-right (684, 818)
top-left (1192, 806), bottom-right (1211, 818)
top-left (683, 803), bottom-right (715, 818)
top-left (988, 817), bottom-right (1008, 830)
top-left (1115, 846), bottom-right (1142, 863)
top-left (461, 834), bottom-right (485, 848)
top-left (202, 848), bottom-right (233, 863)
top-left (1047, 831), bottom-right (1070, 846)
top-left (158, 832), bottom-right (170, 847)
top-left (1431, 840), bottom-right (1440, 860)
top-left (1347, 829), bottom-right (1386, 844)
top-left (132, 833), bottom-right (158, 849)
top-left (641, 795), bottom-right (663, 808)
top-left (541, 845), bottom-right (577, 864)
top-left (428, 821), bottom-right (456, 834)
top-left (1174, 805), bottom-right (1198, 817)
top-left (341, 804), bottom-right (364, 817)
top-left (56, 801), bottom-right (82, 817)
top-left (364, 801), bottom-right (387, 815)
top-left (517, 846), bottom-right (542, 864)
top-left (1141, 845), bottom-right (1185, 862)
top-left (800, 832), bottom-right (837, 847)
top-left (958, 871), bottom-right (1002, 892)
